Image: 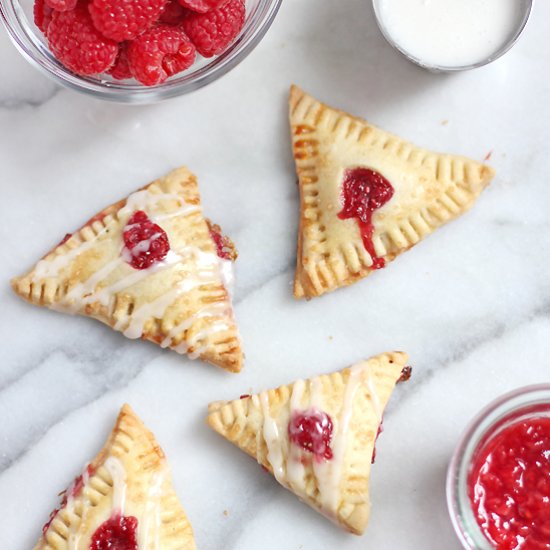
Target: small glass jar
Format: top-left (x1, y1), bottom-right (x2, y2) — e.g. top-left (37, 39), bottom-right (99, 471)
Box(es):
top-left (446, 384), bottom-right (550, 549)
top-left (371, 0), bottom-right (534, 72)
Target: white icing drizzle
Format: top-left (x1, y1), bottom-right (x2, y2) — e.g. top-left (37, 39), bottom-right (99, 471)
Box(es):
top-left (32, 188), bottom-right (236, 361)
top-left (32, 189), bottom-right (198, 286)
top-left (286, 380), bottom-right (307, 490)
top-left (63, 464), bottom-right (92, 549)
top-left (259, 391), bottom-right (286, 483)
top-left (138, 468), bottom-right (166, 550)
top-left (259, 363), bottom-right (382, 519)
top-left (219, 258), bottom-right (235, 295)
top-left (161, 300), bottom-right (229, 352)
top-left (185, 321), bottom-right (229, 359)
top-left (365, 367), bottom-right (382, 420)
top-left (121, 232), bottom-right (163, 263)
top-left (116, 277), bottom-right (203, 338)
top-left (105, 456), bottom-right (127, 513)
top-left (119, 190), bottom-right (199, 220)
top-left (318, 363), bottom-right (377, 513)
top-left (32, 231), bottom-right (108, 281)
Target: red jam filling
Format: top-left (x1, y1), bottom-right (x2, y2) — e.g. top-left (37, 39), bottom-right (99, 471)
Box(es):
top-left (42, 465), bottom-right (95, 534)
top-left (371, 422), bottom-right (384, 464)
top-left (338, 167), bottom-right (394, 269)
top-left (42, 508), bottom-right (59, 535)
top-left (62, 464), bottom-right (95, 506)
top-left (90, 514), bottom-right (138, 550)
top-left (469, 417), bottom-right (550, 549)
top-left (398, 366), bottom-right (412, 383)
top-left (58, 233), bottom-right (73, 246)
top-left (209, 226), bottom-right (233, 261)
top-left (288, 409), bottom-right (334, 461)
top-left (122, 210), bottom-right (170, 270)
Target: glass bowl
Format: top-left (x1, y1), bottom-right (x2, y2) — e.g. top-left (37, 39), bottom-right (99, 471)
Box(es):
top-left (372, 0), bottom-right (533, 72)
top-left (446, 384), bottom-right (550, 549)
top-left (0, 0), bottom-right (282, 103)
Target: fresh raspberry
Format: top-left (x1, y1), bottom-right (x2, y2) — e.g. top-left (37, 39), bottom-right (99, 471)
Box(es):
top-left (177, 0), bottom-right (228, 14)
top-left (88, 0), bottom-right (168, 42)
top-left (127, 25), bottom-right (196, 86)
top-left (47, 4), bottom-right (118, 75)
top-left (122, 210), bottom-right (170, 269)
top-left (182, 0), bottom-right (245, 58)
top-left (108, 43), bottom-right (132, 79)
top-left (159, 0), bottom-right (189, 24)
top-left (34, 0), bottom-right (53, 33)
top-left (44, 0), bottom-right (76, 12)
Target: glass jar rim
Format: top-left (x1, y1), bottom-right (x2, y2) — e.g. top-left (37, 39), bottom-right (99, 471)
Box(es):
top-left (446, 384), bottom-right (550, 549)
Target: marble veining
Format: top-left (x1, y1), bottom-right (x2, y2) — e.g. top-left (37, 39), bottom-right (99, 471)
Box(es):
top-left (1, 1), bottom-right (550, 549)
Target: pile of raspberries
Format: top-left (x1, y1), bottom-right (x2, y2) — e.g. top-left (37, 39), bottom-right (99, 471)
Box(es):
top-left (34, 0), bottom-right (246, 85)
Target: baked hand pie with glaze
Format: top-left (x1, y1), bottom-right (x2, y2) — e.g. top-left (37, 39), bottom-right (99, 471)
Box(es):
top-left (289, 85), bottom-right (495, 299)
top-left (207, 351), bottom-right (411, 535)
top-left (12, 167), bottom-right (243, 372)
top-left (34, 404), bottom-right (196, 550)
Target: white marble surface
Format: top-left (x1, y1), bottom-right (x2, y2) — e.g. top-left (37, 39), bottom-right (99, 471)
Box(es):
top-left (1, 1), bottom-right (550, 548)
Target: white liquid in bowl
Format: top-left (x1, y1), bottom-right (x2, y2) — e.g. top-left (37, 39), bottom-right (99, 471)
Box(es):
top-left (377, 0), bottom-right (525, 68)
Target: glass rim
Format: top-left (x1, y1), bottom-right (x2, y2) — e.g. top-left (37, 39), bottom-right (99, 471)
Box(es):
top-left (0, 0), bottom-right (282, 103)
top-left (446, 384), bottom-right (550, 549)
top-left (371, 0), bottom-right (534, 73)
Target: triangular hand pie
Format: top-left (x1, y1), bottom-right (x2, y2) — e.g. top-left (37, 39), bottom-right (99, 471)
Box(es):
top-left (12, 167), bottom-right (243, 372)
top-left (207, 351), bottom-right (410, 535)
top-left (34, 404), bottom-right (196, 550)
top-left (289, 86), bottom-right (495, 298)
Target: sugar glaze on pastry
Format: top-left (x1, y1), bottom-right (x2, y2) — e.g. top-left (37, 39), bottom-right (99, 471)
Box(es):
top-left (259, 361), bottom-right (383, 516)
top-left (207, 351), bottom-right (410, 534)
top-left (34, 404), bottom-right (196, 550)
top-left (12, 167), bottom-right (243, 372)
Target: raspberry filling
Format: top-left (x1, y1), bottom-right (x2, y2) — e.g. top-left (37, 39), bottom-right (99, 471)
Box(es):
top-left (42, 465), bottom-right (95, 535)
top-left (288, 409), bottom-right (334, 461)
top-left (338, 168), bottom-right (394, 269)
top-left (209, 228), bottom-right (232, 261)
top-left (64, 464), bottom-right (95, 504)
top-left (122, 211), bottom-right (170, 270)
top-left (90, 514), bottom-right (139, 550)
top-left (398, 366), bottom-right (412, 383)
top-left (371, 422), bottom-right (384, 464)
top-left (468, 417), bottom-right (550, 549)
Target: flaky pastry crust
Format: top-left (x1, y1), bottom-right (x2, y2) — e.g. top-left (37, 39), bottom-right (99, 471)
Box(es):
top-left (34, 404), bottom-right (196, 550)
top-left (207, 351), bottom-right (409, 535)
top-left (12, 167), bottom-right (243, 372)
top-left (289, 86), bottom-right (495, 298)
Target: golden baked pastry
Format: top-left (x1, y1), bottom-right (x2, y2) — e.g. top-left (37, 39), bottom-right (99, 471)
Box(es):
top-left (34, 404), bottom-right (196, 550)
top-left (289, 85), bottom-right (495, 298)
top-left (207, 351), bottom-right (410, 535)
top-left (12, 167), bottom-right (243, 372)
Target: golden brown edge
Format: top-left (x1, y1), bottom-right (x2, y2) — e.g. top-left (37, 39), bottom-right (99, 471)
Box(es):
top-left (288, 85), bottom-right (496, 299)
top-left (10, 167), bottom-right (244, 373)
top-left (205, 352), bottom-right (410, 534)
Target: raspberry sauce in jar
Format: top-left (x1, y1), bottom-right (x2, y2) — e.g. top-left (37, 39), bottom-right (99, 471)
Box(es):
top-left (447, 386), bottom-right (550, 550)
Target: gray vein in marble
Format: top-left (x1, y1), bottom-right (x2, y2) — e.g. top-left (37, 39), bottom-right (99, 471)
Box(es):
top-left (0, 342), bottom-right (157, 471)
top-left (234, 262), bottom-right (294, 305)
top-left (0, 85), bottom-right (61, 110)
top-left (391, 297), bottom-right (550, 412)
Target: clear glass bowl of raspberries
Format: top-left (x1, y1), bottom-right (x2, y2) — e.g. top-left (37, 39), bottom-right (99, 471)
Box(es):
top-left (0, 0), bottom-right (281, 102)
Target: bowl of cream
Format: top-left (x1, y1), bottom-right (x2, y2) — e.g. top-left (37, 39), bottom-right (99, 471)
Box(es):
top-left (372, 0), bottom-right (533, 71)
